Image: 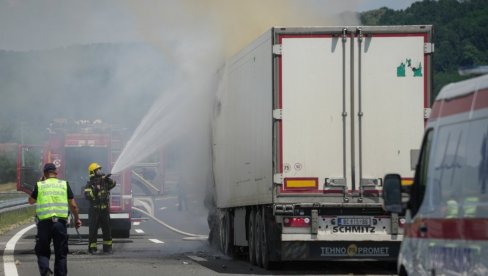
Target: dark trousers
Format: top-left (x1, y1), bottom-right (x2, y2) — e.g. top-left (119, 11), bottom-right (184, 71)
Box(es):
top-left (35, 219), bottom-right (68, 276)
top-left (88, 207), bottom-right (112, 250)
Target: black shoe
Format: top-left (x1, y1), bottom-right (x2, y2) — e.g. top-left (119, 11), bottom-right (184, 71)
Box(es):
top-left (88, 248), bottom-right (97, 254)
top-left (103, 248), bottom-right (113, 254)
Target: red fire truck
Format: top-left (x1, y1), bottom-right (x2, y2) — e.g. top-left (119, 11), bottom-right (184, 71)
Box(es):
top-left (17, 119), bottom-right (132, 238)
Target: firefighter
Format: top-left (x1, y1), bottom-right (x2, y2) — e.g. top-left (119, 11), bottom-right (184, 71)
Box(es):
top-left (84, 163), bottom-right (116, 254)
top-left (28, 163), bottom-right (82, 276)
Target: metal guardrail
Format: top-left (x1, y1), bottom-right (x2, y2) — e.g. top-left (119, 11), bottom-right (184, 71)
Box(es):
top-left (0, 198), bottom-right (28, 212)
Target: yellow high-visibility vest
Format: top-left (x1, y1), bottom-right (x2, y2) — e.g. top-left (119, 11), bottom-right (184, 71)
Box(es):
top-left (463, 196), bottom-right (479, 218)
top-left (36, 178), bottom-right (69, 220)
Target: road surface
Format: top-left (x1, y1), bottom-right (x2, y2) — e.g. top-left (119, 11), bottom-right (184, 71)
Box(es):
top-left (1, 193), bottom-right (396, 276)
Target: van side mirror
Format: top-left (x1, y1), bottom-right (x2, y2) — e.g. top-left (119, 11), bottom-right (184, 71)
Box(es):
top-left (382, 174), bottom-right (403, 213)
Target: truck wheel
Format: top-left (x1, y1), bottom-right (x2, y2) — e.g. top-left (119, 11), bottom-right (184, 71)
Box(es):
top-left (255, 209), bottom-right (263, 267)
top-left (219, 210), bottom-right (234, 256)
top-left (399, 265), bottom-right (408, 276)
top-left (218, 211), bottom-right (226, 253)
top-left (248, 208), bottom-right (256, 265)
top-left (260, 207), bottom-right (270, 269)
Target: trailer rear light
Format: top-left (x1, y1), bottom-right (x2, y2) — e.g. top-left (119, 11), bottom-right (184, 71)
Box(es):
top-left (399, 218), bottom-right (406, 227)
top-left (284, 178), bottom-right (318, 190)
top-left (283, 217), bottom-right (311, 227)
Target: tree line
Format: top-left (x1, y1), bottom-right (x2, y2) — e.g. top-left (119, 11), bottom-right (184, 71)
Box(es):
top-left (361, 0), bottom-right (488, 97)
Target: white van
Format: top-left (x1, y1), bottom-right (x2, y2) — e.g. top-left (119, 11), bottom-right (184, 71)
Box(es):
top-left (383, 74), bottom-right (488, 275)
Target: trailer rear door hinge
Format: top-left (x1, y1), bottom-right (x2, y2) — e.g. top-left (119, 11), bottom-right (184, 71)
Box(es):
top-left (311, 209), bottom-right (319, 234)
top-left (424, 108), bottom-right (432, 119)
top-left (273, 173), bottom-right (283, 184)
top-left (272, 44), bottom-right (282, 55)
top-left (424, 43), bottom-right (434, 54)
top-left (273, 109), bottom-right (282, 120)
top-left (391, 213), bottom-right (399, 235)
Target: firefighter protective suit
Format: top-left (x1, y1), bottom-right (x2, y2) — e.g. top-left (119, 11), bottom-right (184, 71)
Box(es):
top-left (84, 163), bottom-right (116, 253)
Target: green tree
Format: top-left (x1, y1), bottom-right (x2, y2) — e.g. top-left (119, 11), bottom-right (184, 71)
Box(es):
top-left (0, 155), bottom-right (16, 183)
top-left (361, 0), bottom-right (488, 98)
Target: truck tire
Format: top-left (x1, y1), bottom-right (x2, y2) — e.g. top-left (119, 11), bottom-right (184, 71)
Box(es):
top-left (255, 209), bottom-right (263, 267)
top-left (260, 207), bottom-right (270, 269)
top-left (248, 208), bottom-right (256, 265)
top-left (219, 210), bottom-right (234, 256)
top-left (399, 265), bottom-right (408, 276)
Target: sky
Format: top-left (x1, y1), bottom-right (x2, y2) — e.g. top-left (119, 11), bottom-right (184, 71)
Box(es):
top-left (0, 0), bottom-right (420, 52)
top-left (358, 0), bottom-right (419, 12)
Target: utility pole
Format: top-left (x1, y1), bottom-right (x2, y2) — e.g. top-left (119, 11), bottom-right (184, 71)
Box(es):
top-left (20, 121), bottom-right (25, 167)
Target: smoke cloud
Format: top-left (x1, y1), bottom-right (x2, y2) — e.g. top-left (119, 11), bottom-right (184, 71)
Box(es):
top-left (0, 0), bottom-right (361, 221)
top-left (109, 1), bottom-right (361, 208)
top-left (112, 0), bottom-right (361, 172)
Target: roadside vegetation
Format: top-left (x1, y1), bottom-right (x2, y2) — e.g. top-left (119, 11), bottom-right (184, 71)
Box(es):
top-left (0, 183), bottom-right (33, 235)
top-left (0, 182), bottom-right (16, 192)
top-left (361, 0), bottom-right (488, 99)
top-left (0, 154), bottom-right (16, 185)
top-left (0, 207), bottom-right (35, 235)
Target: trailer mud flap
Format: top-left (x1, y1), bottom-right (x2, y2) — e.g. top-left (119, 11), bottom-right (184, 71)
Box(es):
top-left (282, 241), bottom-right (400, 261)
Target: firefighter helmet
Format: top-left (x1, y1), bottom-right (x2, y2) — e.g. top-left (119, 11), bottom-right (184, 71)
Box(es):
top-left (88, 162), bottom-right (102, 176)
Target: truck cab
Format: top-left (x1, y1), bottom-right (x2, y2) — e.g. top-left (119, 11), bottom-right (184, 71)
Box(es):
top-left (383, 74), bottom-right (488, 275)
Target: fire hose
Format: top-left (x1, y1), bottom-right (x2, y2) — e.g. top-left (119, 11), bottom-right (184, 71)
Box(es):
top-left (131, 206), bottom-right (207, 238)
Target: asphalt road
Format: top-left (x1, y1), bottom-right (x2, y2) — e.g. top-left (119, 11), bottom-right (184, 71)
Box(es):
top-left (0, 193), bottom-right (397, 276)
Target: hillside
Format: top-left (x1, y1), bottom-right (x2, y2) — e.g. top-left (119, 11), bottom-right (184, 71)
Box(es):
top-left (0, 43), bottom-right (169, 144)
top-left (361, 0), bottom-right (488, 97)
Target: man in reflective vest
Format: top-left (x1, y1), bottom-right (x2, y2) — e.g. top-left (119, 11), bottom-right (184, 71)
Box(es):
top-left (84, 162), bottom-right (116, 254)
top-left (29, 163), bottom-right (81, 276)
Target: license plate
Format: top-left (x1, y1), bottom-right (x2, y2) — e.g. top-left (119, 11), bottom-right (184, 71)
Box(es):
top-left (337, 217), bottom-right (371, 226)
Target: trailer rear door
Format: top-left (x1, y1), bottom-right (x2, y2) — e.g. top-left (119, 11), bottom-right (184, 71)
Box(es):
top-left (275, 26), bottom-right (431, 196)
top-left (278, 32), bottom-right (347, 194)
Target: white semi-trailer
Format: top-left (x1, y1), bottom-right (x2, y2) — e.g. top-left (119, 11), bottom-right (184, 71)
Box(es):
top-left (209, 25), bottom-right (433, 268)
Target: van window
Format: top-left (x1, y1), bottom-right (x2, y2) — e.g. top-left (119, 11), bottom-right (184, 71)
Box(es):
top-left (420, 122), bottom-right (468, 217)
top-left (409, 129), bottom-right (433, 217)
top-left (463, 118), bottom-right (488, 207)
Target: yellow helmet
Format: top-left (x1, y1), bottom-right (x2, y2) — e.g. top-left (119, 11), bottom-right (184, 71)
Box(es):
top-left (88, 162), bottom-right (102, 176)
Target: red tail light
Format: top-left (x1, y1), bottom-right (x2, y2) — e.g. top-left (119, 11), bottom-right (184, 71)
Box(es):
top-left (283, 217), bottom-right (311, 227)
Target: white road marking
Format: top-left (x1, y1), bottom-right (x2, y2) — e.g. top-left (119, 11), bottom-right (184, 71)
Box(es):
top-left (159, 207), bottom-right (167, 210)
top-left (149, 239), bottom-right (164, 244)
top-left (133, 221), bottom-right (140, 226)
top-left (135, 229), bottom-right (144, 234)
top-left (187, 255), bottom-right (207, 262)
top-left (182, 236), bottom-right (208, 241)
top-left (3, 224), bottom-right (36, 276)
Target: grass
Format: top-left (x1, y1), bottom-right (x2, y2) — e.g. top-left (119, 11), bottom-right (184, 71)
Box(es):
top-left (0, 182), bottom-right (16, 192)
top-left (0, 182), bottom-right (25, 201)
top-left (0, 182), bottom-right (34, 235)
top-left (0, 206), bottom-right (36, 235)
